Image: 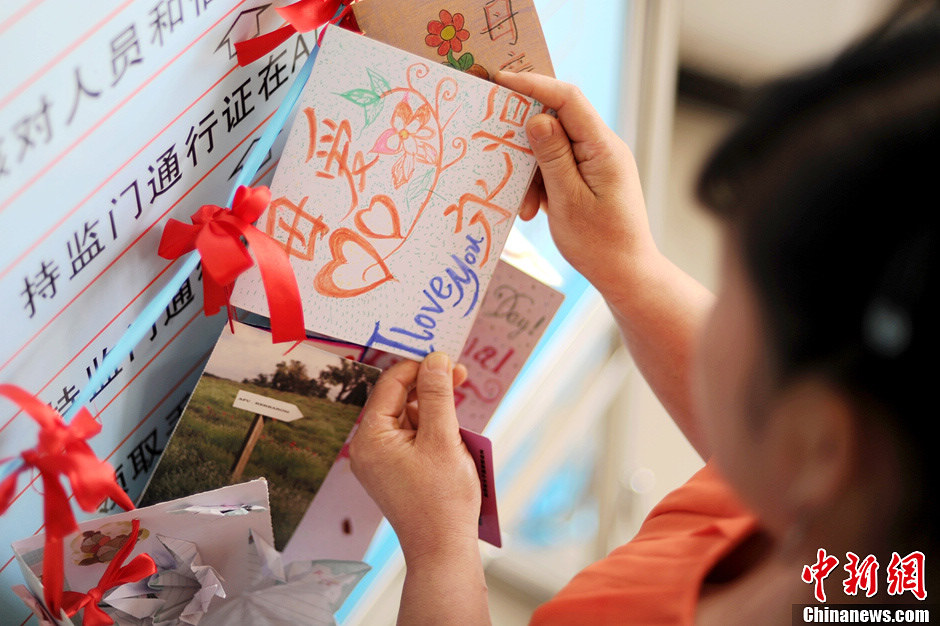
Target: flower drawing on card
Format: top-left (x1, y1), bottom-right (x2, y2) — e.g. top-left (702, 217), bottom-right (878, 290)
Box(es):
top-left (371, 99), bottom-right (438, 188)
top-left (232, 27), bottom-right (543, 359)
top-left (425, 9), bottom-right (488, 78)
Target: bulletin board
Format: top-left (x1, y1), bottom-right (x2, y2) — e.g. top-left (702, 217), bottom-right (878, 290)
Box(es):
top-left (0, 1), bottom-right (312, 619)
top-left (0, 0), bottom-right (646, 622)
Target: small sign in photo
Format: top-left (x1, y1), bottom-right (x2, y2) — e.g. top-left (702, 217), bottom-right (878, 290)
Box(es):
top-left (139, 321), bottom-right (381, 551)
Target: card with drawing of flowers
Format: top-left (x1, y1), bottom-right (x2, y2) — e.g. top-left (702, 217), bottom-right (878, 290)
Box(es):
top-left (232, 26), bottom-right (544, 360)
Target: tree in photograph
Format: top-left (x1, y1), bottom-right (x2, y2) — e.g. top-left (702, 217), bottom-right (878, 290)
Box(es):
top-left (242, 373), bottom-right (270, 387)
top-left (272, 360), bottom-right (308, 392)
top-left (317, 359), bottom-right (380, 403)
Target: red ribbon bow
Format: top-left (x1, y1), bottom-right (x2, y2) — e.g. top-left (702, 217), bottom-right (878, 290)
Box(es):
top-left (234, 0), bottom-right (359, 66)
top-left (62, 519), bottom-right (157, 626)
top-left (157, 185), bottom-right (305, 343)
top-left (0, 385), bottom-right (135, 616)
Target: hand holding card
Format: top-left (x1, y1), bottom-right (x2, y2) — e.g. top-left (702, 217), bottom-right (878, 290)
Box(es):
top-left (349, 355), bottom-right (485, 558)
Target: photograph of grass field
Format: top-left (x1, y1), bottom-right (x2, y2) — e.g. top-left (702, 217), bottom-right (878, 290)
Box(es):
top-left (139, 322), bottom-right (380, 550)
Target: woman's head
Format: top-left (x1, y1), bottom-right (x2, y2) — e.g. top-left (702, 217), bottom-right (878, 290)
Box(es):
top-left (694, 6), bottom-right (939, 554)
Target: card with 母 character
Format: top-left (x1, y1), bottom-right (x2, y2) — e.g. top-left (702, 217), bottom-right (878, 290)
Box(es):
top-left (231, 26), bottom-right (544, 360)
top-left (352, 0), bottom-right (555, 78)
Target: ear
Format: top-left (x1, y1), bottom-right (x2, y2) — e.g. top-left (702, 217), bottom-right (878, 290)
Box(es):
top-left (762, 379), bottom-right (856, 517)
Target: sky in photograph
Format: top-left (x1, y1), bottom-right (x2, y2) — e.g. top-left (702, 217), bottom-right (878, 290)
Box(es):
top-left (203, 322), bottom-right (357, 385)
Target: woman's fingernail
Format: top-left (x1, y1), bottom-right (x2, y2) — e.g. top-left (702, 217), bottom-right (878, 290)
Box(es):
top-left (425, 352), bottom-right (450, 373)
top-left (528, 117), bottom-right (554, 142)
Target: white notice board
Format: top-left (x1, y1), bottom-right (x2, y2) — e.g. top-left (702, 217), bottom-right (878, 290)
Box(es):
top-left (0, 1), bottom-right (311, 618)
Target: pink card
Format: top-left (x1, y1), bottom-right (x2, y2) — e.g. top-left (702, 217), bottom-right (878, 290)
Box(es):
top-left (459, 427), bottom-right (501, 547)
top-left (451, 256), bottom-right (563, 432)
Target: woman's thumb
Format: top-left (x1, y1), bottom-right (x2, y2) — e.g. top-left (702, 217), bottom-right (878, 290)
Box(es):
top-left (526, 113), bottom-right (583, 207)
top-left (415, 352), bottom-right (461, 448)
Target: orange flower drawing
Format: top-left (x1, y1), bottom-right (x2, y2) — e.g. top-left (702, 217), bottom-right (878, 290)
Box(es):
top-left (371, 99), bottom-right (438, 188)
top-left (426, 10), bottom-right (470, 56)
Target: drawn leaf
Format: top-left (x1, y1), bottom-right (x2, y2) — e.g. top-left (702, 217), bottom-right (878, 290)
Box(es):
top-left (406, 167), bottom-right (435, 211)
top-left (338, 89), bottom-right (379, 107)
top-left (366, 68), bottom-right (391, 96)
top-left (393, 153), bottom-right (415, 189)
top-left (456, 53), bottom-right (474, 71)
top-left (364, 99), bottom-right (385, 128)
top-left (414, 142), bottom-right (438, 165)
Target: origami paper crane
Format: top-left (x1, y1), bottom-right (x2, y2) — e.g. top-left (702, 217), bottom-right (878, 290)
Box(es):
top-left (102, 535), bottom-right (225, 626)
top-left (199, 530), bottom-right (369, 626)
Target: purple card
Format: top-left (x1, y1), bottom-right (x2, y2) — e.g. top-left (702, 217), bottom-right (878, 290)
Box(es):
top-left (459, 427), bottom-right (501, 547)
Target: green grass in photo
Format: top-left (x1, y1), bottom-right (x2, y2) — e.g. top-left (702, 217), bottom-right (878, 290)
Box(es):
top-left (140, 375), bottom-right (362, 550)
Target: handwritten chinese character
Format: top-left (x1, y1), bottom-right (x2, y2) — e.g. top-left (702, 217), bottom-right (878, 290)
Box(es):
top-left (482, 0), bottom-right (519, 45)
top-left (802, 548), bottom-right (840, 603)
top-left (475, 87), bottom-right (535, 154)
top-left (265, 195), bottom-right (329, 260)
top-left (305, 107), bottom-right (378, 213)
top-left (499, 53), bottom-right (534, 73)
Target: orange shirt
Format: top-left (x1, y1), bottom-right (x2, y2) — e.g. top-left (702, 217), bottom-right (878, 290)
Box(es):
top-left (530, 462), bottom-right (759, 625)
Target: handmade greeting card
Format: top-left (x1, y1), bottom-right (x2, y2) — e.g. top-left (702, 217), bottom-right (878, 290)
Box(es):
top-left (352, 0), bottom-right (556, 78)
top-left (447, 255), bottom-right (564, 431)
top-left (140, 321), bottom-right (380, 551)
top-left (362, 257), bottom-right (564, 432)
top-left (231, 26), bottom-right (544, 360)
top-left (285, 246), bottom-right (563, 561)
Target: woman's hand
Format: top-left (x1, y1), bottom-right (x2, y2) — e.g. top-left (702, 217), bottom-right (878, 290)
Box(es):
top-left (500, 71), bottom-right (716, 458)
top-left (498, 71), bottom-right (657, 304)
top-left (497, 71), bottom-right (656, 299)
top-left (349, 353), bottom-right (480, 560)
top-left (350, 353), bottom-right (490, 624)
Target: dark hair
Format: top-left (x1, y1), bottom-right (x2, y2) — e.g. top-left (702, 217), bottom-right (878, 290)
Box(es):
top-left (696, 5), bottom-right (939, 549)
